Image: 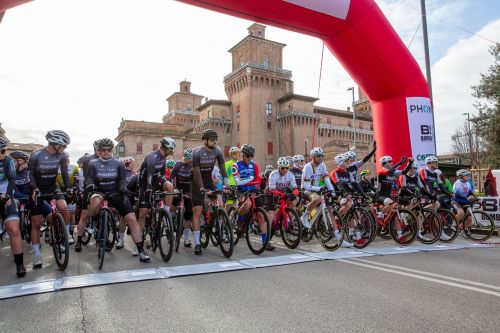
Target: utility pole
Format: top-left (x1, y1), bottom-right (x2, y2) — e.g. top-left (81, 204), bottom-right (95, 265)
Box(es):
top-left (348, 87), bottom-right (356, 150)
top-left (462, 113), bottom-right (473, 166)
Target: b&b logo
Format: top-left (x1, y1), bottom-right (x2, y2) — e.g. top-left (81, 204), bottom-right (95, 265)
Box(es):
top-left (479, 197), bottom-right (500, 226)
top-left (420, 124), bottom-right (433, 142)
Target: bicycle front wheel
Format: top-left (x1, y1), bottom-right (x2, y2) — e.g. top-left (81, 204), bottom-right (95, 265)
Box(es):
top-left (280, 208), bottom-right (302, 249)
top-left (246, 207), bottom-right (271, 255)
top-left (317, 209), bottom-right (342, 251)
top-left (216, 208), bottom-right (234, 258)
top-left (343, 207), bottom-right (373, 249)
top-left (389, 208), bottom-right (417, 246)
top-left (97, 211), bottom-right (109, 270)
top-left (414, 208), bottom-right (442, 244)
top-left (174, 207), bottom-right (184, 253)
top-left (438, 209), bottom-right (458, 242)
top-left (158, 211), bottom-right (174, 262)
top-left (52, 213), bottom-right (69, 271)
top-left (466, 210), bottom-right (495, 241)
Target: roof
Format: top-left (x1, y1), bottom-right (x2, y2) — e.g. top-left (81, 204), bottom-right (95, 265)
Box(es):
top-left (6, 142), bottom-right (43, 152)
top-left (166, 91), bottom-right (204, 101)
top-left (196, 99), bottom-right (232, 111)
top-left (228, 35), bottom-right (286, 53)
top-left (314, 105), bottom-right (372, 121)
top-left (277, 93), bottom-right (318, 104)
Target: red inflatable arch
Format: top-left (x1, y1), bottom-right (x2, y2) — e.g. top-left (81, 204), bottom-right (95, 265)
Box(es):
top-left (1, 0), bottom-right (436, 167)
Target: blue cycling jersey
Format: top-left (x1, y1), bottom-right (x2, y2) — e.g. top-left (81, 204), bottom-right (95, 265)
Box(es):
top-left (232, 160), bottom-right (261, 193)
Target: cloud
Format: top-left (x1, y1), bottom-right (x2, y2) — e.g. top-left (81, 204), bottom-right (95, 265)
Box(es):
top-left (432, 19), bottom-right (500, 154)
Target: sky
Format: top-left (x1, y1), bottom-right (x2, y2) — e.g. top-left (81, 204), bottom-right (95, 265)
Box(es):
top-left (0, 0), bottom-right (499, 161)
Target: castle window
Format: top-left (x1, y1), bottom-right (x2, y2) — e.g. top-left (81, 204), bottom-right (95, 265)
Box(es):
top-left (327, 117), bottom-right (331, 124)
top-left (263, 60), bottom-right (270, 67)
top-left (208, 110), bottom-right (213, 118)
top-left (224, 146), bottom-right (230, 158)
top-left (266, 103), bottom-right (272, 116)
top-left (136, 142), bottom-right (143, 154)
top-left (187, 106), bottom-right (192, 112)
top-left (267, 121), bottom-right (271, 130)
top-left (236, 105), bottom-right (240, 118)
top-left (237, 123), bottom-right (240, 131)
top-left (267, 142), bottom-right (273, 155)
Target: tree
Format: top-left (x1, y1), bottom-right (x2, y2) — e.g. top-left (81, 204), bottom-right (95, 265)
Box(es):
top-left (451, 121), bottom-right (487, 168)
top-left (471, 43), bottom-right (500, 168)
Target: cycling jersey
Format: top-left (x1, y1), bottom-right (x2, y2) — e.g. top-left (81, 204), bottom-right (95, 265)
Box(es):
top-left (28, 148), bottom-right (69, 192)
top-left (192, 146), bottom-right (227, 189)
top-left (399, 173), bottom-right (425, 192)
top-left (225, 159), bottom-right (237, 186)
top-left (419, 167), bottom-right (447, 195)
top-left (301, 162), bottom-right (333, 192)
top-left (378, 168), bottom-right (403, 198)
top-left (232, 160), bottom-right (261, 193)
top-left (82, 154), bottom-right (98, 181)
top-left (138, 150), bottom-right (167, 190)
top-left (289, 166), bottom-right (303, 188)
top-left (268, 170), bottom-right (297, 192)
top-left (125, 168), bottom-right (135, 185)
top-left (126, 173), bottom-right (139, 194)
top-left (453, 180), bottom-right (473, 205)
top-left (330, 167), bottom-right (355, 192)
top-left (14, 167), bottom-right (30, 198)
top-left (87, 158), bottom-right (125, 194)
top-left (359, 179), bottom-right (376, 193)
top-left (57, 164), bottom-right (79, 189)
top-left (170, 161), bottom-right (193, 194)
top-left (0, 156), bottom-right (16, 196)
top-left (347, 160), bottom-right (364, 182)
top-left (165, 168), bottom-right (172, 180)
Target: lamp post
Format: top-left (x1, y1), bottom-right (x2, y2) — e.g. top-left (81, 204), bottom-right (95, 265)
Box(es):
top-left (348, 87), bottom-right (356, 150)
top-left (462, 112), bottom-right (473, 166)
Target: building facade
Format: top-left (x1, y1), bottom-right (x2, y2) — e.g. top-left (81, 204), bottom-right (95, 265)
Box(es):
top-left (116, 23), bottom-right (375, 172)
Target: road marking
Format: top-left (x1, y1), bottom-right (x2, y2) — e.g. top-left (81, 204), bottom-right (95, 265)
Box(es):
top-left (338, 259), bottom-right (500, 297)
top-left (350, 258), bottom-right (500, 291)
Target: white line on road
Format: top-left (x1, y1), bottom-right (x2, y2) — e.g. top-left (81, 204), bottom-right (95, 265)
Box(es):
top-left (350, 258), bottom-right (500, 291)
top-left (337, 259), bottom-right (500, 298)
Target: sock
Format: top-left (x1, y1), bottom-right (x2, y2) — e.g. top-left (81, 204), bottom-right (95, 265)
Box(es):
top-left (69, 225), bottom-right (75, 235)
top-left (183, 229), bottom-right (190, 242)
top-left (397, 230), bottom-right (403, 238)
top-left (261, 233), bottom-right (267, 244)
top-left (77, 236), bottom-right (82, 243)
top-left (14, 253), bottom-right (23, 265)
top-left (302, 210), bottom-right (310, 220)
top-left (119, 232), bottom-right (124, 241)
top-left (355, 231), bottom-right (361, 239)
top-left (193, 231), bottom-right (201, 245)
top-left (349, 228), bottom-right (354, 236)
top-left (335, 229), bottom-right (342, 240)
top-left (65, 224), bottom-right (70, 236)
top-left (135, 241), bottom-right (144, 253)
top-left (32, 243), bottom-right (41, 257)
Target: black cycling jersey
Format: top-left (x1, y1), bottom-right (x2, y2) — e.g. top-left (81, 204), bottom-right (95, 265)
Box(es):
top-left (170, 161), bottom-right (193, 194)
top-left (14, 167), bottom-right (31, 197)
top-left (289, 167), bottom-right (303, 188)
top-left (125, 169), bottom-right (135, 184)
top-left (138, 150), bottom-right (167, 190)
top-left (330, 167), bottom-right (355, 193)
top-left (126, 173), bottom-right (139, 193)
top-left (82, 153), bottom-right (98, 180)
top-left (87, 158), bottom-right (125, 194)
top-left (28, 148), bottom-right (69, 192)
top-left (0, 156), bottom-right (16, 196)
top-left (192, 146), bottom-right (227, 189)
top-left (359, 179), bottom-right (376, 193)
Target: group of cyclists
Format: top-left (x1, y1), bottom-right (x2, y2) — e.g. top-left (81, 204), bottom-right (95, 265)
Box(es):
top-left (0, 127), bottom-right (487, 278)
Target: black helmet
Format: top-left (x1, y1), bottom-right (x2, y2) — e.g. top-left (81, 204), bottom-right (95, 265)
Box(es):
top-left (93, 139), bottom-right (101, 149)
top-left (160, 137), bottom-right (176, 150)
top-left (201, 129), bottom-right (218, 140)
top-left (9, 150), bottom-right (29, 161)
top-left (241, 144), bottom-right (255, 157)
top-left (98, 138), bottom-right (115, 149)
top-left (0, 137), bottom-right (8, 150)
top-left (45, 130), bottom-right (71, 145)
top-left (264, 168), bottom-right (273, 178)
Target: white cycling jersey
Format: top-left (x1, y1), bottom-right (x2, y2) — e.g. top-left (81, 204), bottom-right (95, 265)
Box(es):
top-left (301, 161), bottom-right (334, 192)
top-left (269, 170), bottom-right (297, 191)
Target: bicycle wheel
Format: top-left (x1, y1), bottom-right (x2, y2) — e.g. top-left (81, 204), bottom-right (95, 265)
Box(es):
top-left (245, 207), bottom-right (271, 255)
top-left (143, 215), bottom-right (155, 251)
top-left (106, 209), bottom-right (117, 250)
top-left (216, 208), bottom-right (234, 258)
top-left (20, 211), bottom-right (31, 243)
top-left (227, 207), bottom-right (244, 246)
top-left (200, 214), bottom-right (210, 248)
top-left (438, 208), bottom-right (458, 242)
top-left (389, 208), bottom-right (417, 246)
top-left (316, 209), bottom-right (342, 251)
top-left (280, 208), bottom-right (302, 249)
top-left (97, 211), bottom-right (108, 270)
top-left (466, 210), bottom-right (495, 241)
top-left (51, 213), bottom-right (69, 271)
top-left (81, 218), bottom-right (93, 245)
top-left (174, 207), bottom-right (184, 253)
top-left (344, 207), bottom-right (373, 249)
top-left (157, 211), bottom-right (174, 262)
top-left (414, 208), bottom-right (442, 244)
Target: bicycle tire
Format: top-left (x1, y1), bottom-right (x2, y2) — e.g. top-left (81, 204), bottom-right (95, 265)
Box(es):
top-left (465, 210), bottom-right (495, 241)
top-left (280, 208), bottom-right (302, 249)
top-left (106, 209), bottom-right (117, 250)
top-left (246, 207), bottom-right (270, 255)
top-left (438, 208), bottom-right (459, 242)
top-left (317, 208), bottom-right (342, 251)
top-left (389, 208), bottom-right (417, 246)
top-left (52, 213), bottom-right (69, 271)
top-left (414, 207), bottom-right (442, 244)
top-left (200, 214), bottom-right (210, 248)
top-left (97, 211), bottom-right (108, 270)
top-left (216, 208), bottom-right (234, 258)
top-left (158, 211), bottom-right (174, 262)
top-left (343, 207), bottom-right (373, 249)
top-left (227, 206), bottom-right (244, 246)
top-left (174, 207), bottom-right (184, 253)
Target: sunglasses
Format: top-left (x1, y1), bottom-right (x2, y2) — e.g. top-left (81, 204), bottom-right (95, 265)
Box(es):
top-left (243, 154), bottom-right (254, 158)
top-left (314, 155), bottom-right (324, 158)
top-left (280, 167), bottom-right (289, 170)
top-left (100, 148), bottom-right (113, 152)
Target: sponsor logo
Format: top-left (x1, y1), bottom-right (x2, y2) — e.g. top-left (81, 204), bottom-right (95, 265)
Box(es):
top-left (416, 154), bottom-right (434, 161)
top-left (409, 104), bottom-right (433, 114)
top-left (420, 125), bottom-right (434, 142)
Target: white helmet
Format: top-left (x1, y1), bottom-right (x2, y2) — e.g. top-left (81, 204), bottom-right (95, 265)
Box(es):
top-left (346, 150), bottom-right (356, 160)
top-left (380, 155), bottom-right (393, 165)
top-left (456, 169), bottom-right (470, 177)
top-left (335, 154), bottom-right (347, 165)
top-left (293, 155), bottom-right (304, 163)
top-left (266, 164), bottom-right (273, 170)
top-left (425, 155), bottom-right (438, 164)
top-left (310, 147), bottom-right (324, 157)
top-left (229, 146), bottom-right (240, 154)
top-left (160, 137), bottom-right (176, 150)
top-left (277, 157), bottom-right (289, 168)
top-left (411, 161), bottom-right (419, 169)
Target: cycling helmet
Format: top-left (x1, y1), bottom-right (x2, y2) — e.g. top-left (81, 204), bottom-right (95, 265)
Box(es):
top-left (98, 138), bottom-right (115, 149)
top-left (229, 146), bottom-right (240, 154)
top-left (160, 137), bottom-right (176, 150)
top-left (0, 138), bottom-right (8, 150)
top-left (266, 164), bottom-right (273, 170)
top-left (264, 168), bottom-right (273, 179)
top-left (123, 156), bottom-right (135, 163)
top-left (310, 147), bottom-right (324, 157)
top-left (360, 169), bottom-right (370, 176)
top-left (277, 157), bottom-right (289, 168)
top-left (183, 148), bottom-right (193, 160)
top-left (380, 155), bottom-right (393, 165)
top-left (411, 161), bottom-right (419, 169)
top-left (9, 150), bottom-right (29, 161)
top-left (293, 155), bottom-right (304, 163)
top-left (45, 130), bottom-right (70, 145)
top-left (346, 150), bottom-right (356, 160)
top-left (456, 169), bottom-right (470, 178)
top-left (93, 139), bottom-right (101, 149)
top-left (201, 129), bottom-right (218, 140)
top-left (241, 144), bottom-right (255, 157)
top-left (425, 155), bottom-right (438, 164)
top-left (165, 159), bottom-right (176, 168)
top-left (334, 154), bottom-right (347, 165)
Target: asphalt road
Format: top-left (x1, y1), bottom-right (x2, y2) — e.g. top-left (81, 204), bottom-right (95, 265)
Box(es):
top-left (0, 234), bottom-right (499, 332)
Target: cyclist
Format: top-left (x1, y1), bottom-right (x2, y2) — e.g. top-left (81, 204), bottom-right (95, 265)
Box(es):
top-left (268, 157), bottom-right (299, 215)
top-left (377, 155), bottom-right (412, 241)
top-left (28, 130), bottom-right (71, 268)
top-left (300, 147), bottom-right (334, 229)
top-left (233, 144), bottom-right (269, 248)
top-left (123, 157), bottom-right (136, 184)
top-left (165, 159), bottom-right (175, 179)
top-left (137, 137), bottom-right (176, 256)
top-left (191, 129), bottom-right (229, 255)
top-left (56, 152), bottom-right (79, 244)
top-left (358, 169), bottom-right (376, 195)
top-left (169, 148), bottom-right (194, 248)
top-left (290, 155), bottom-right (304, 188)
top-left (0, 139), bottom-right (26, 277)
top-left (260, 164), bottom-right (274, 192)
top-left (399, 161), bottom-right (437, 208)
top-left (224, 146), bottom-right (240, 211)
top-left (345, 141), bottom-right (376, 181)
top-left (84, 138), bottom-right (150, 261)
top-left (419, 155), bottom-right (453, 210)
top-left (453, 169), bottom-right (475, 236)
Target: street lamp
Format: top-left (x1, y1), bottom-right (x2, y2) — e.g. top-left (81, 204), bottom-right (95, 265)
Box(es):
top-left (462, 112), bottom-right (473, 164)
top-left (348, 87), bottom-right (356, 150)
